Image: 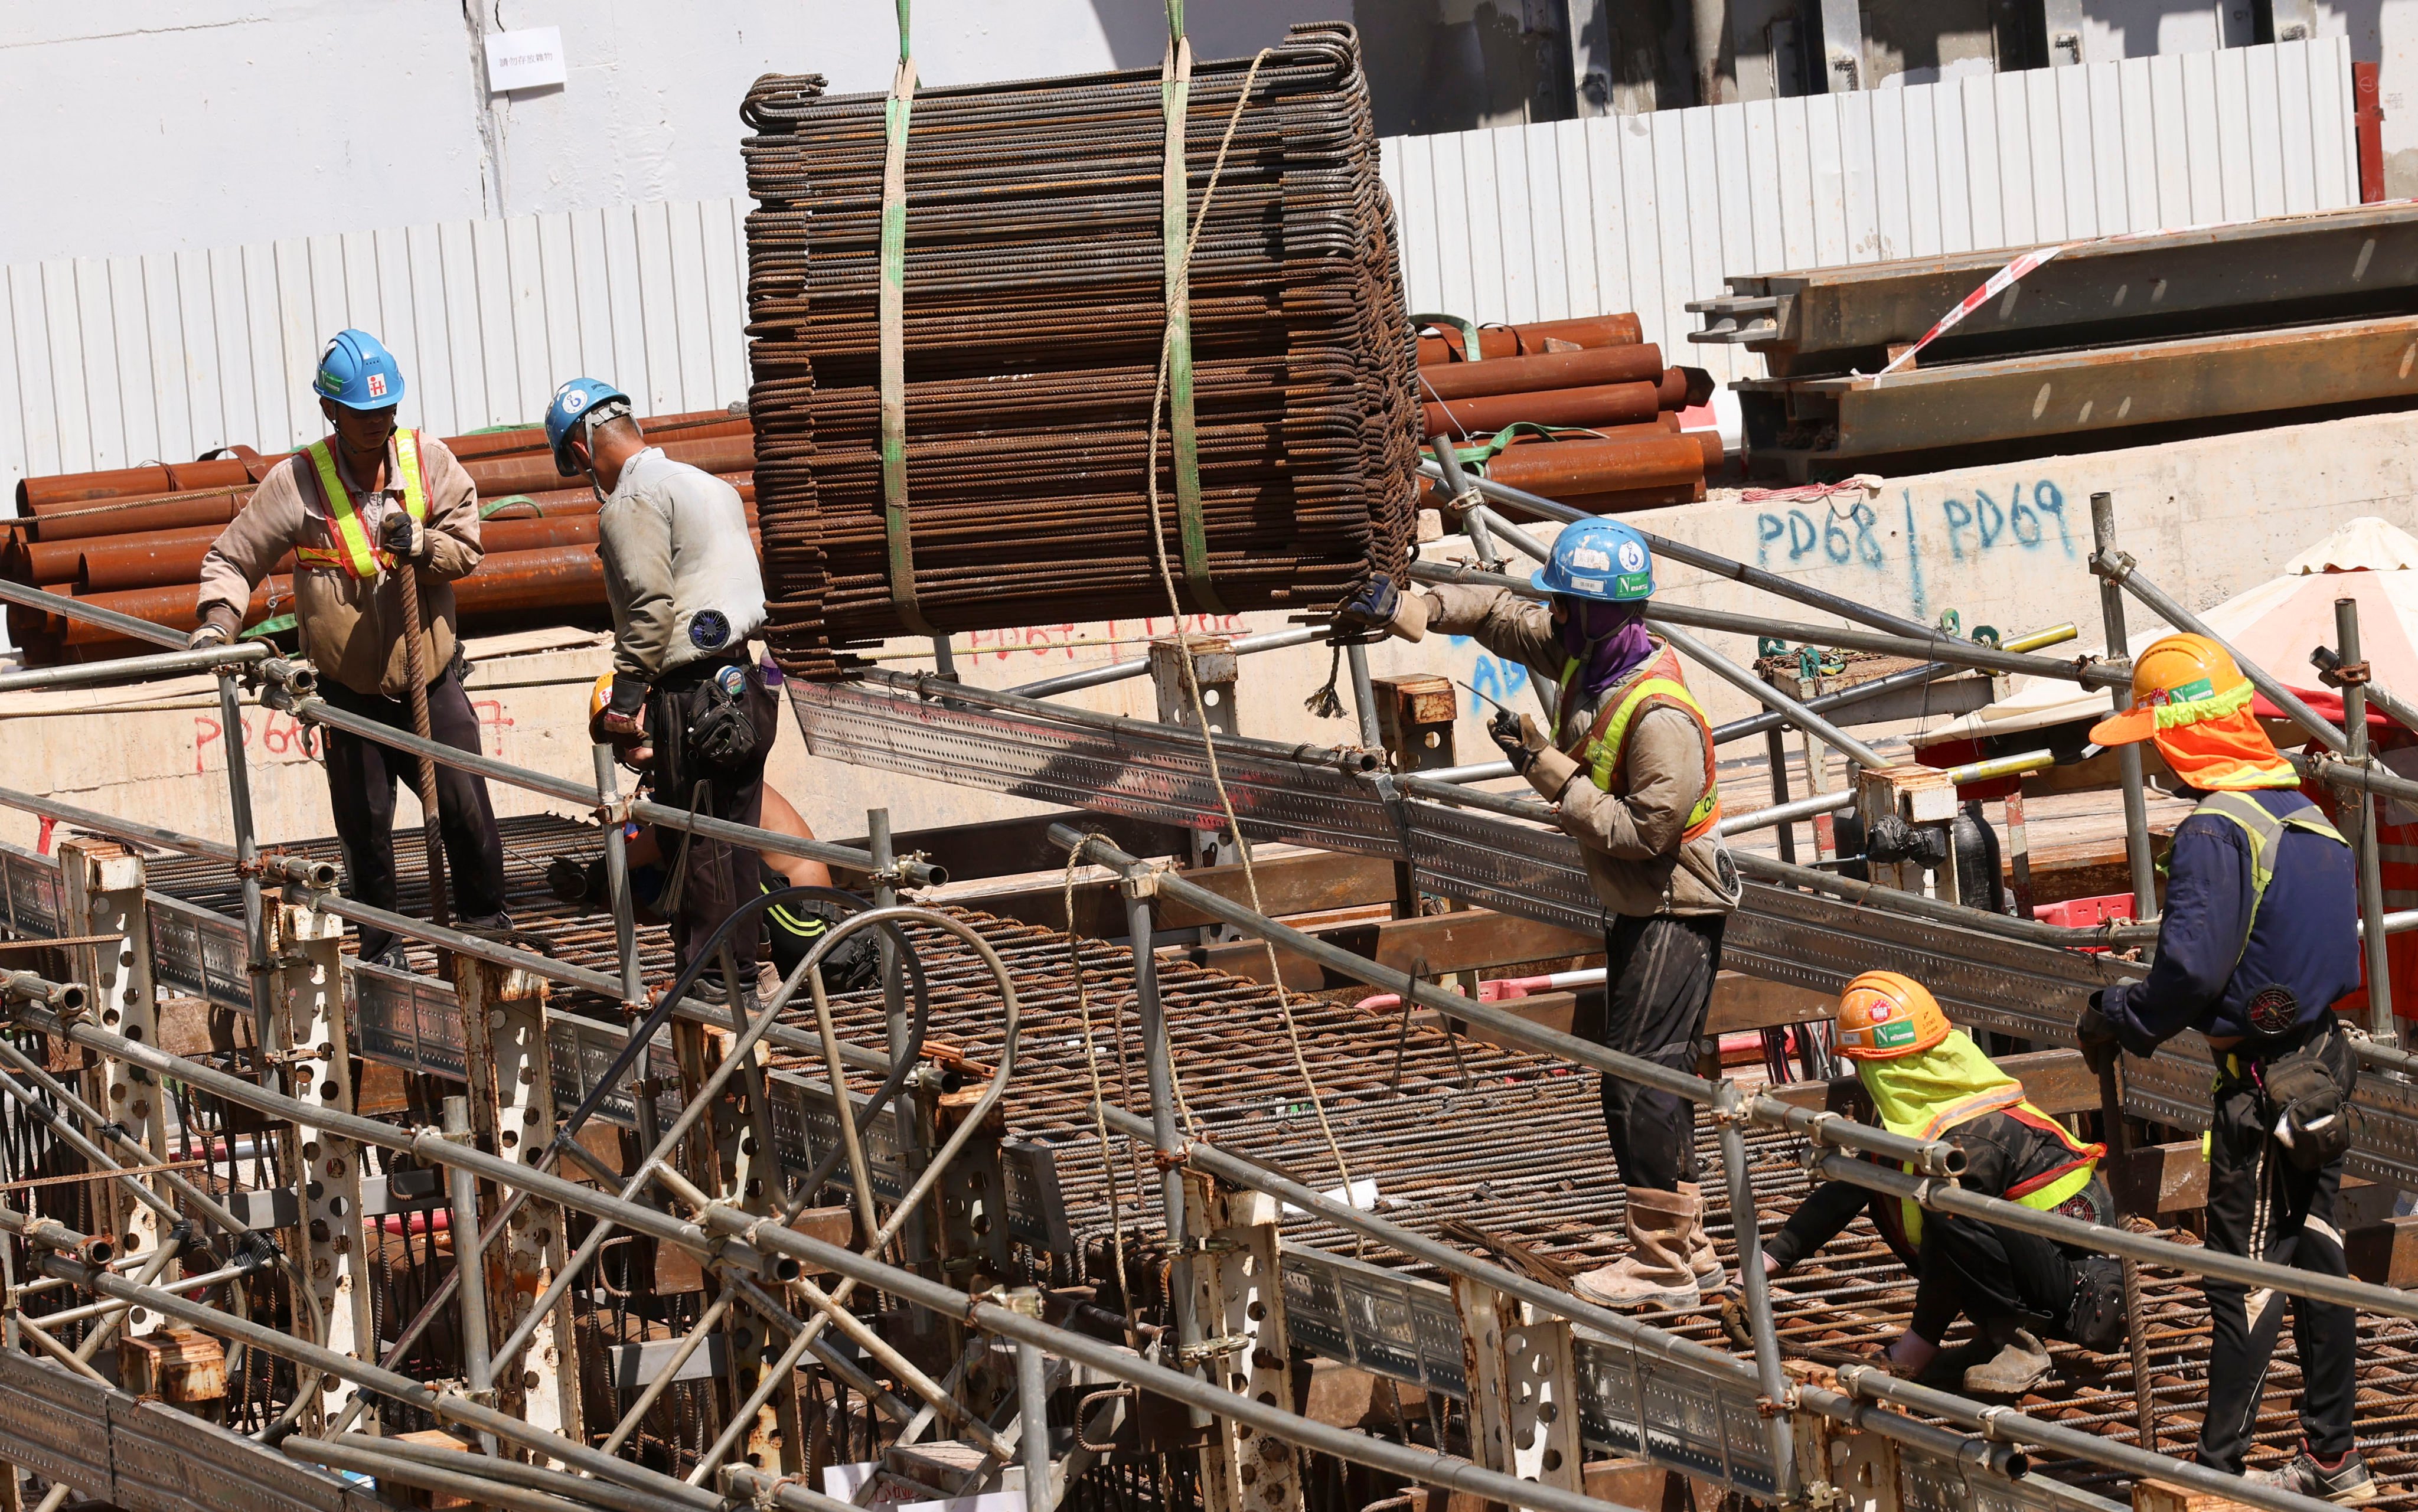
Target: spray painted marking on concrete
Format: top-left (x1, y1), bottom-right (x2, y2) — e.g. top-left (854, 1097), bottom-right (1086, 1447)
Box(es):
top-left (1939, 481), bottom-right (2074, 561)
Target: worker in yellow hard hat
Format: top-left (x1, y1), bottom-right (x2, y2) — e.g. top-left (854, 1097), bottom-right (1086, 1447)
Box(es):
top-left (2076, 633), bottom-right (2370, 1500)
top-left (1762, 973), bottom-right (2118, 1396)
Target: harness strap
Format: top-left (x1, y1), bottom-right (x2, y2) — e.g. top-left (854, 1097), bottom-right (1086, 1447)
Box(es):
top-left (877, 3), bottom-right (933, 636)
top-left (1161, 4), bottom-right (1224, 614)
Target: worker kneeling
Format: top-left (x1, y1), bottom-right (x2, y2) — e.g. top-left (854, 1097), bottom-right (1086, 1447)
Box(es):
top-left (1764, 972), bottom-right (2121, 1398)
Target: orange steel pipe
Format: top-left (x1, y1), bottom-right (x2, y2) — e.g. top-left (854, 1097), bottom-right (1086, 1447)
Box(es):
top-left (1416, 313), bottom-right (1643, 365)
top-left (1480, 434), bottom-right (1708, 499)
top-left (1415, 344), bottom-right (1667, 401)
top-left (73, 515), bottom-right (609, 595)
top-left (1422, 382), bottom-right (1665, 440)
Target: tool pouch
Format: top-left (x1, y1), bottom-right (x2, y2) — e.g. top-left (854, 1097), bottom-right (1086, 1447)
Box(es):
top-left (2263, 1044), bottom-right (2351, 1173)
top-left (2063, 1255), bottom-right (2126, 1351)
top-left (686, 662), bottom-right (765, 774)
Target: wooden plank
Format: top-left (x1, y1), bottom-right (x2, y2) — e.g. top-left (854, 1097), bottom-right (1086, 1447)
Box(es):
top-left (2114, 1139), bottom-right (2208, 1216)
top-left (2345, 1214), bottom-right (2418, 1288)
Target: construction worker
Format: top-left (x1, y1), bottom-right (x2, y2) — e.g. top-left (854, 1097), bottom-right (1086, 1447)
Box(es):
top-left (2076, 633), bottom-right (2371, 1501)
top-left (549, 377), bottom-right (774, 1002)
top-left (191, 329), bottom-right (510, 968)
top-left (1763, 972), bottom-right (2119, 1395)
top-left (1339, 519), bottom-right (1741, 1309)
top-left (550, 675), bottom-right (876, 992)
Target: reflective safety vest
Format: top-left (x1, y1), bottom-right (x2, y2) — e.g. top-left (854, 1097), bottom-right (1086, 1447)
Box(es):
top-left (1558, 641), bottom-right (1721, 841)
top-left (2187, 792), bottom-right (2347, 971)
top-left (292, 430), bottom-right (429, 578)
top-left (1897, 1101), bottom-right (2104, 1249)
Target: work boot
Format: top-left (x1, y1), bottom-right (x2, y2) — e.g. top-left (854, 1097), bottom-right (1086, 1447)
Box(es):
top-left (1676, 1180), bottom-right (1725, 1290)
top-left (1573, 1187), bottom-right (1703, 1312)
top-left (2247, 1448), bottom-right (2378, 1505)
top-left (1961, 1318), bottom-right (2052, 1396)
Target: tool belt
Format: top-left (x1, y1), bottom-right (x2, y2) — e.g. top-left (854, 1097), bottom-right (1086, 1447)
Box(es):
top-left (2064, 1256), bottom-right (2126, 1351)
top-left (2228, 1015), bottom-right (2355, 1173)
top-left (652, 654), bottom-right (767, 792)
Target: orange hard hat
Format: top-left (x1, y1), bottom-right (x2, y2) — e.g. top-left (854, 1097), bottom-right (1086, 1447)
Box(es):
top-left (2088, 633), bottom-right (2250, 747)
top-left (1833, 971), bottom-right (1950, 1060)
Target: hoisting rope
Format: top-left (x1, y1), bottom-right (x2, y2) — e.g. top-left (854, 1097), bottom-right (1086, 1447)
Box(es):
top-left (1143, 21), bottom-right (1358, 1233)
top-left (879, 0), bottom-right (934, 635)
top-left (1160, 2), bottom-right (1225, 615)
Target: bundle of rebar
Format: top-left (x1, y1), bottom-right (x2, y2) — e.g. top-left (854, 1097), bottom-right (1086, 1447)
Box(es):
top-left (1, 409), bottom-right (753, 664)
top-left (1417, 313), bottom-right (1721, 512)
top-left (738, 22), bottom-right (1418, 678)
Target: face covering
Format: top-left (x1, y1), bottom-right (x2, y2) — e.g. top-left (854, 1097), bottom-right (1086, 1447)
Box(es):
top-left (1556, 598), bottom-right (1656, 698)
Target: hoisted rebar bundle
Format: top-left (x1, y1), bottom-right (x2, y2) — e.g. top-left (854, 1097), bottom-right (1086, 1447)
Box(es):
top-left (738, 23), bottom-right (1418, 679)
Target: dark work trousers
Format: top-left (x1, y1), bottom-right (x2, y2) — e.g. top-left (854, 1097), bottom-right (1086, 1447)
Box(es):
top-left (2198, 1029), bottom-right (2360, 1474)
top-left (321, 671), bottom-right (509, 959)
top-left (1598, 913), bottom-right (1725, 1193)
top-left (644, 657), bottom-right (779, 986)
top-left (1920, 1213), bottom-right (2080, 1341)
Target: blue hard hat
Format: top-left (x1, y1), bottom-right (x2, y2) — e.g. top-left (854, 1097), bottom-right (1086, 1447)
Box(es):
top-left (314, 329), bottom-right (405, 411)
top-left (546, 377), bottom-right (635, 475)
top-left (1533, 517), bottom-right (1653, 603)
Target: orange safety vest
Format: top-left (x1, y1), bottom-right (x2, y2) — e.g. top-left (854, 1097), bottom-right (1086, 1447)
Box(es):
top-left (1557, 641), bottom-right (1721, 841)
top-left (292, 430), bottom-right (429, 578)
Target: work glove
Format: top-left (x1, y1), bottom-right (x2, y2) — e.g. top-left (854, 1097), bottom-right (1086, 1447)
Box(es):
top-left (380, 510), bottom-right (424, 561)
top-left (1489, 709), bottom-right (1547, 775)
top-left (2076, 994), bottom-right (2123, 1076)
top-left (187, 623), bottom-right (230, 651)
top-left (1332, 575), bottom-right (1431, 643)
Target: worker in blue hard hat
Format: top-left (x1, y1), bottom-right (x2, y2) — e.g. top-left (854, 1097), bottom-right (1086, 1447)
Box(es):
top-left (1335, 517), bottom-right (1740, 1311)
top-left (194, 329), bottom-right (511, 968)
top-left (548, 377), bottom-right (771, 1003)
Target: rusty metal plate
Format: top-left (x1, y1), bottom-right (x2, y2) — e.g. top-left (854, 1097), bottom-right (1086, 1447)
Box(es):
top-left (0, 1351), bottom-right (112, 1501)
top-left (106, 1395), bottom-right (355, 1512)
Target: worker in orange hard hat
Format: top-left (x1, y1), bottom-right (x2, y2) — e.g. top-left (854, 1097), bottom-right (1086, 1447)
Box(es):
top-left (2076, 633), bottom-right (2370, 1500)
top-left (1761, 973), bottom-right (2117, 1397)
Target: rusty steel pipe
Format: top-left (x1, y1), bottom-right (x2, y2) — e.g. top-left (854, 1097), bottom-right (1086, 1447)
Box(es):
top-left (1421, 380), bottom-right (1670, 439)
top-left (1417, 343), bottom-right (1668, 400)
top-left (1480, 433), bottom-right (1709, 498)
top-left (1416, 312), bottom-right (1643, 364)
top-left (70, 514), bottom-right (609, 595)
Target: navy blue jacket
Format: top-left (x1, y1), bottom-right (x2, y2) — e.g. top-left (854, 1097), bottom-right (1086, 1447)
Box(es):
top-left (2097, 788), bottom-right (2360, 1054)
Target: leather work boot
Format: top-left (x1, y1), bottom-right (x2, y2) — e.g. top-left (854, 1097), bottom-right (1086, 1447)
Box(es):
top-left (1962, 1318), bottom-right (2052, 1396)
top-left (1676, 1180), bottom-right (1725, 1290)
top-left (1573, 1187), bottom-right (1704, 1311)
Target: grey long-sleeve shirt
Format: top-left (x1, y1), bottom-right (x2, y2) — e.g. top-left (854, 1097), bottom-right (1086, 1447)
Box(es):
top-left (597, 447), bottom-right (766, 691)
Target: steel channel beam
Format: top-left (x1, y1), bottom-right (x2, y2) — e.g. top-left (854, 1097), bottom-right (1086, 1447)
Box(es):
top-left (1692, 202), bottom-right (2418, 377)
top-left (1742, 313), bottom-right (2418, 461)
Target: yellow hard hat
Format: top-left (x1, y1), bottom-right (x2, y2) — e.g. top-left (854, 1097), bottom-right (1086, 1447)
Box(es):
top-left (1833, 971), bottom-right (1949, 1061)
top-left (589, 671), bottom-right (615, 724)
top-left (2088, 633), bottom-right (2249, 747)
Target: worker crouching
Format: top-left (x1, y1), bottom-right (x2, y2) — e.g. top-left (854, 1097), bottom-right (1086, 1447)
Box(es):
top-left (1764, 972), bottom-right (2120, 1397)
top-left (2077, 633), bottom-right (2372, 1503)
top-left (1340, 518), bottom-right (1741, 1309)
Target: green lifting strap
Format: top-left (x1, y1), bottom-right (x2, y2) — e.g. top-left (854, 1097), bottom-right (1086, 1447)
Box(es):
top-left (879, 1), bottom-right (934, 636)
top-left (1413, 312), bottom-right (1486, 363)
top-left (1161, 2), bottom-right (1226, 615)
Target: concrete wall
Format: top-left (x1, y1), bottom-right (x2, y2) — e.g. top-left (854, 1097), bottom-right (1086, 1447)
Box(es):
top-left (0, 1), bottom-right (1357, 268)
top-left (13, 405), bottom-right (2418, 863)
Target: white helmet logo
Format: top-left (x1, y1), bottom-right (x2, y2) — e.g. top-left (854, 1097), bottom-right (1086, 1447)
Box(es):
top-left (1617, 541), bottom-right (1646, 572)
top-left (560, 389), bottom-right (589, 414)
top-left (1568, 546), bottom-right (1611, 571)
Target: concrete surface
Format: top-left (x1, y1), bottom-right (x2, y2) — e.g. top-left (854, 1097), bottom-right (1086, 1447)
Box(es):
top-left (6, 403), bottom-right (2417, 865)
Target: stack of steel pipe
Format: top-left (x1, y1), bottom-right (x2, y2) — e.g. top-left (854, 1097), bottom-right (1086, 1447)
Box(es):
top-left (1418, 313), bottom-right (1719, 512)
top-left (738, 22), bottom-right (1417, 679)
top-left (2, 409), bottom-right (752, 664)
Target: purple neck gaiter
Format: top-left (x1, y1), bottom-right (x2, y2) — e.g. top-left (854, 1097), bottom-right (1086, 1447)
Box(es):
top-left (1558, 599), bottom-right (1656, 700)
